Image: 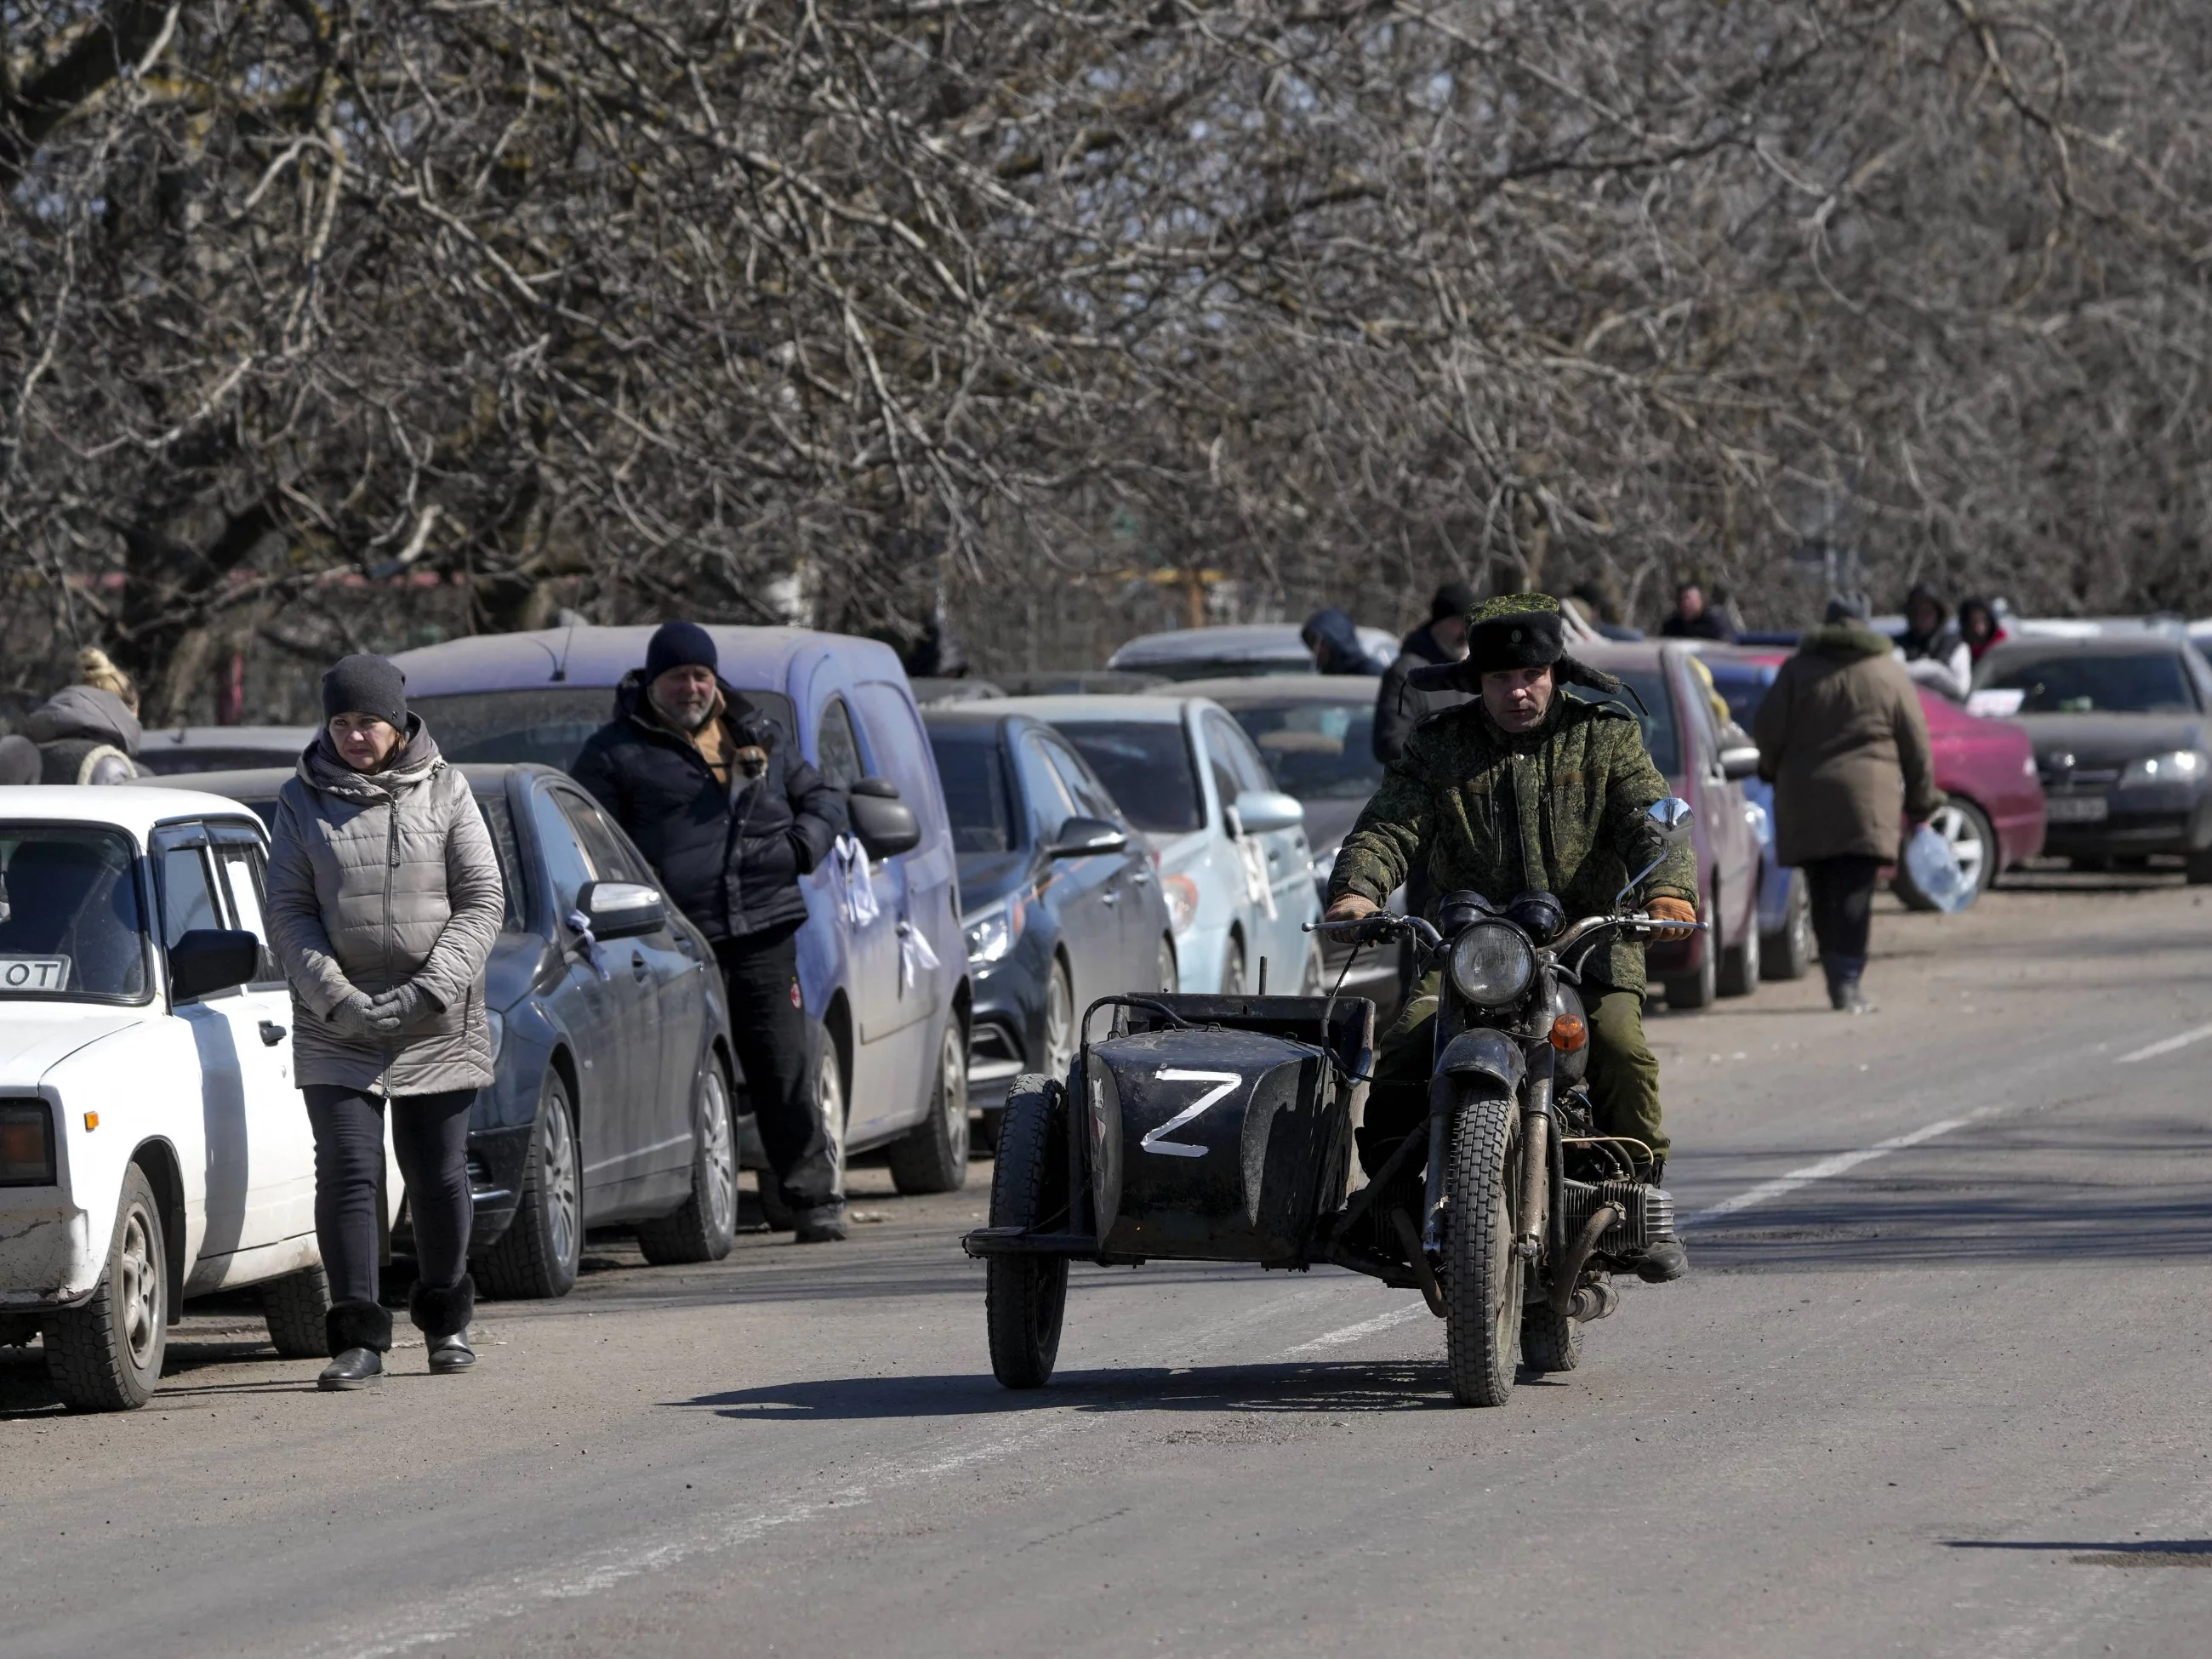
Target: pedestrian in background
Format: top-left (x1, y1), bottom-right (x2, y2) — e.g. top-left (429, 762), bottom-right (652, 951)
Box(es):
top-left (571, 623), bottom-right (852, 1242)
top-left (267, 654), bottom-right (505, 1389)
top-left (1896, 582), bottom-right (1972, 699)
top-left (1300, 608), bottom-right (1383, 676)
top-left (21, 649), bottom-right (144, 784)
top-left (1371, 580), bottom-right (1478, 766)
top-left (1659, 580), bottom-right (1736, 641)
top-left (1753, 596), bottom-right (1942, 1014)
top-left (1958, 596), bottom-right (2007, 664)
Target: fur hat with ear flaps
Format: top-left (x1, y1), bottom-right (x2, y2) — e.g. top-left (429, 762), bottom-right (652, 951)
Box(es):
top-left (1405, 592), bottom-right (1625, 699)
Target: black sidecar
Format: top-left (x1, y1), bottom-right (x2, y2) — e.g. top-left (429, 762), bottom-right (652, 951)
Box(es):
top-left (962, 992), bottom-right (1374, 1387)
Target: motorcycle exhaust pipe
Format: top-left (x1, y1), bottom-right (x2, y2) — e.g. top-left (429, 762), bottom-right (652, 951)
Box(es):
top-left (1567, 1280), bottom-right (1620, 1322)
top-left (1547, 1203), bottom-right (1620, 1320)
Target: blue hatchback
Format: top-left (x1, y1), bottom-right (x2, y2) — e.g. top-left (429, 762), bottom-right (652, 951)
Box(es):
top-left (389, 626), bottom-right (973, 1192)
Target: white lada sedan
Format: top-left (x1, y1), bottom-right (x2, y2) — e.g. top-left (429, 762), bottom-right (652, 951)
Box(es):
top-left (0, 787), bottom-right (333, 1411)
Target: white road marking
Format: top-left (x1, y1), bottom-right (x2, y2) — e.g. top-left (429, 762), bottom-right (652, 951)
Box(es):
top-left (1681, 1109), bottom-right (1999, 1229)
top-left (2116, 1021), bottom-right (2212, 1064)
top-left (1283, 1300), bottom-right (1428, 1355)
top-left (322, 1418), bottom-right (1068, 1659)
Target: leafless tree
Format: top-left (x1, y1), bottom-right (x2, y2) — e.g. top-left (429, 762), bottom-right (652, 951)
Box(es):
top-left (3, 1), bottom-right (2206, 715)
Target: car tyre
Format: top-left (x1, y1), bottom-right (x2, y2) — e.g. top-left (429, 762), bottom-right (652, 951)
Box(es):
top-left (888, 1018), bottom-right (971, 1194)
top-left (474, 1071), bottom-right (582, 1299)
top-left (260, 1264), bottom-right (332, 1359)
top-left (1221, 933), bottom-right (1246, 996)
top-left (636, 1058), bottom-right (739, 1265)
top-left (1763, 874), bottom-right (1816, 981)
top-left (1042, 956), bottom-right (1076, 1082)
top-left (1157, 937), bottom-right (1179, 995)
top-left (2186, 843), bottom-right (2212, 886)
top-left (45, 1164), bottom-right (168, 1412)
top-left (985, 1074), bottom-right (1069, 1389)
top-left (1718, 914), bottom-right (1761, 998)
top-left (1663, 898), bottom-right (1719, 1011)
top-left (1896, 799), bottom-right (1995, 909)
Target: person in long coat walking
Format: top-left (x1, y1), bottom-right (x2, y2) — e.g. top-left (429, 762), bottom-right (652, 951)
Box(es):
top-left (267, 655), bottom-right (505, 1388)
top-left (1753, 597), bottom-right (1943, 1013)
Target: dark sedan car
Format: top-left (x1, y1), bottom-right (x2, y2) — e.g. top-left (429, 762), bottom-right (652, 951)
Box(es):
top-left (1974, 636), bottom-right (2212, 880)
top-left (923, 707), bottom-right (1172, 1125)
top-left (145, 763), bottom-right (740, 1297)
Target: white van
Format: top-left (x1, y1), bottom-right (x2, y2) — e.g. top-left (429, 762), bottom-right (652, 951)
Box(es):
top-left (0, 787), bottom-right (331, 1411)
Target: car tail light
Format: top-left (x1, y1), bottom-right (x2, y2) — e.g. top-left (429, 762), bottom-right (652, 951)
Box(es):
top-left (0, 1100), bottom-right (56, 1186)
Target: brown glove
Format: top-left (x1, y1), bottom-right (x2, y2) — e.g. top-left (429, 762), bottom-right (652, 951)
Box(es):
top-left (1647, 896), bottom-right (1698, 943)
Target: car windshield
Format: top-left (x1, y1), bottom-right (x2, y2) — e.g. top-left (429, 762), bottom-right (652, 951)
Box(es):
top-left (0, 828), bottom-right (150, 1001)
top-left (1052, 721), bottom-right (1204, 833)
top-left (1579, 671), bottom-right (1680, 776)
top-left (1223, 700), bottom-right (1383, 801)
top-left (411, 687), bottom-right (798, 771)
top-left (1981, 653), bottom-right (2199, 715)
top-left (929, 731), bottom-right (1019, 854)
top-left (1702, 663), bottom-right (1777, 730)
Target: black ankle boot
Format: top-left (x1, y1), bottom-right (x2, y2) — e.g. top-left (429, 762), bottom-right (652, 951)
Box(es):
top-left (1635, 1239), bottom-right (1690, 1283)
top-left (428, 1331), bottom-right (476, 1375)
top-left (318, 1347), bottom-right (385, 1390)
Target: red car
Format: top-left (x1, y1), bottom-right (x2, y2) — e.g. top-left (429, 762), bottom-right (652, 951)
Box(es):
top-left (1707, 647), bottom-right (2046, 906)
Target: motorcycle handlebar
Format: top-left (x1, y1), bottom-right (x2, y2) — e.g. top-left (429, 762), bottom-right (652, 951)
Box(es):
top-left (1309, 909), bottom-right (1710, 957)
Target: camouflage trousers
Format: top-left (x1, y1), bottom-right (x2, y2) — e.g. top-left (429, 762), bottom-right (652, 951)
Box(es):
top-left (1361, 972), bottom-right (1667, 1172)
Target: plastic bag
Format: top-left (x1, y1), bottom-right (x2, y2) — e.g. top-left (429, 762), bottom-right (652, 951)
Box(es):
top-left (1902, 823), bottom-right (1974, 914)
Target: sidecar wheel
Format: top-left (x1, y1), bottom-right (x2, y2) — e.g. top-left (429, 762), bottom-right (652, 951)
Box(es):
top-left (1519, 1301), bottom-right (1582, 1375)
top-left (1444, 1088), bottom-right (1523, 1407)
top-left (985, 1074), bottom-right (1069, 1389)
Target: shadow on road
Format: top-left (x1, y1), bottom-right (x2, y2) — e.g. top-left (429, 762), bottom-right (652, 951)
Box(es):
top-left (675, 1359), bottom-right (1451, 1422)
top-left (1946, 1540), bottom-right (2212, 1567)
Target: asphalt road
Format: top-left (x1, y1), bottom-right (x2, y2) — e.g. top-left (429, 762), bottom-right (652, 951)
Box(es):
top-left (7, 871), bottom-right (2212, 1659)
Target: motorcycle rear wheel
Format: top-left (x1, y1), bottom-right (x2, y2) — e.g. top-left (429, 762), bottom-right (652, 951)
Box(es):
top-left (1444, 1088), bottom-right (1524, 1407)
top-left (985, 1074), bottom-right (1069, 1389)
top-left (1519, 1301), bottom-right (1582, 1374)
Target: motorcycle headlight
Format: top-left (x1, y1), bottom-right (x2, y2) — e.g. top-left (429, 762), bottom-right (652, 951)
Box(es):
top-left (2120, 750), bottom-right (2207, 788)
top-left (1447, 921), bottom-right (1536, 1007)
top-left (963, 898), bottom-right (1023, 966)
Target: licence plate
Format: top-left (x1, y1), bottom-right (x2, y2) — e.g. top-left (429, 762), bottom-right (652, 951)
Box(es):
top-left (2046, 795), bottom-right (2108, 824)
top-left (0, 956), bottom-right (70, 991)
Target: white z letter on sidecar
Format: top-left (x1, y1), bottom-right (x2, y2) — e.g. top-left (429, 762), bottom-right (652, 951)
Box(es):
top-left (1139, 1069), bottom-right (1244, 1159)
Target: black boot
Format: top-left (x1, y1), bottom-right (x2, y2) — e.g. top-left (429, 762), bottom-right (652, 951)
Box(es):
top-left (793, 1203), bottom-right (850, 1244)
top-left (319, 1297), bottom-right (392, 1391)
top-left (428, 1331), bottom-right (476, 1375)
top-left (1635, 1239), bottom-right (1690, 1283)
top-left (409, 1275), bottom-right (476, 1342)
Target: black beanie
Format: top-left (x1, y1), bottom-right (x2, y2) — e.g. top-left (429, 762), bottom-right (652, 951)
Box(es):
top-left (645, 620), bottom-right (718, 684)
top-left (1430, 580), bottom-right (1479, 623)
top-left (322, 654), bottom-right (408, 729)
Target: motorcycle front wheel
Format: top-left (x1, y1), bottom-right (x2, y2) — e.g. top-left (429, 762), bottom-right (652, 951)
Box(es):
top-left (1444, 1087), bottom-right (1524, 1407)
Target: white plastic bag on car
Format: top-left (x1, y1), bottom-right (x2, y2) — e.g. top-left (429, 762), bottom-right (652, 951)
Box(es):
top-left (1902, 823), bottom-right (1974, 914)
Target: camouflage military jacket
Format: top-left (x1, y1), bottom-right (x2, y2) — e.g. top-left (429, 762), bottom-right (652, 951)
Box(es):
top-left (1329, 693), bottom-right (1697, 993)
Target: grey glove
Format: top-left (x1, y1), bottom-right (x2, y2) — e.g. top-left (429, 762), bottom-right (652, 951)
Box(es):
top-left (363, 983), bottom-right (436, 1035)
top-left (328, 990), bottom-right (379, 1039)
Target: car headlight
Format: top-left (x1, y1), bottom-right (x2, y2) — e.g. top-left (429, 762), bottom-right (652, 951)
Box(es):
top-left (963, 898), bottom-right (1024, 966)
top-left (1447, 921), bottom-right (1536, 1007)
top-left (485, 1007), bottom-right (505, 1068)
top-left (2120, 750), bottom-right (2207, 788)
top-left (1163, 874), bottom-right (1200, 936)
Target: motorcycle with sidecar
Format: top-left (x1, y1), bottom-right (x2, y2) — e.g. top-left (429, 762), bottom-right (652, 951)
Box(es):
top-left (961, 798), bottom-right (1701, 1407)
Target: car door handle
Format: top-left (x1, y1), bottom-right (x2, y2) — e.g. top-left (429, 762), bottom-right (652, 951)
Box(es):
top-left (1101, 891), bottom-right (1119, 906)
top-left (631, 950), bottom-right (651, 982)
top-left (258, 1020), bottom-right (287, 1047)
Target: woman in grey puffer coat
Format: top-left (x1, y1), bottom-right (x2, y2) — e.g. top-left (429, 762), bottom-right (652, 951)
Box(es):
top-left (267, 654), bottom-right (505, 1390)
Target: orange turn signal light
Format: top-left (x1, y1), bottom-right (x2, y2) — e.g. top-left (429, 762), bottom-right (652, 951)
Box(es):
top-left (83, 1111), bottom-right (100, 1132)
top-left (1548, 1015), bottom-right (1588, 1053)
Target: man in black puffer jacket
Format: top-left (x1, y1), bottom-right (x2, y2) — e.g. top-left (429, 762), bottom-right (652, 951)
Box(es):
top-left (571, 622), bottom-right (852, 1241)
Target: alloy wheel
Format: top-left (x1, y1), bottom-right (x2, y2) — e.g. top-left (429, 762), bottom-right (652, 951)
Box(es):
top-left (117, 1204), bottom-right (161, 1369)
top-left (940, 1023), bottom-right (971, 1166)
top-left (700, 1068), bottom-right (737, 1241)
top-left (1928, 802), bottom-right (1989, 891)
top-left (1043, 961), bottom-right (1075, 1080)
top-left (542, 1095), bottom-right (581, 1274)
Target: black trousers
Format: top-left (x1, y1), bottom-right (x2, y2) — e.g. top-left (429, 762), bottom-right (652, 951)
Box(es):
top-left (303, 1086), bottom-right (475, 1321)
top-left (1803, 855), bottom-right (1884, 986)
top-left (715, 923), bottom-right (841, 1212)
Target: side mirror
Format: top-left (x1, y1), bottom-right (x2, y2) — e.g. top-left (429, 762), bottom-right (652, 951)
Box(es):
top-left (168, 928), bottom-right (261, 1002)
top-left (1046, 816), bottom-right (1128, 860)
top-left (1719, 744), bottom-right (1761, 782)
top-left (848, 776), bottom-right (922, 860)
top-left (1646, 796), bottom-right (1695, 838)
top-left (1231, 789), bottom-right (1305, 836)
top-left (576, 880), bottom-right (666, 942)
